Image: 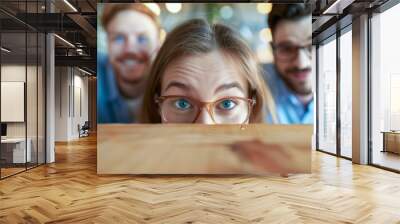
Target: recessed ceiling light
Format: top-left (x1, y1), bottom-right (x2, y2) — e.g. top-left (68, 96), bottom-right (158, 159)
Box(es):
top-left (78, 67), bottom-right (92, 76)
top-left (54, 34), bottom-right (75, 48)
top-left (1, 47), bottom-right (11, 53)
top-left (63, 0), bottom-right (78, 12)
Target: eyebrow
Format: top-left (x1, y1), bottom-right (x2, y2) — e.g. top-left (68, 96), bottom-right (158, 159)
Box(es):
top-left (164, 81), bottom-right (190, 92)
top-left (164, 81), bottom-right (244, 94)
top-left (214, 82), bottom-right (244, 94)
top-left (278, 40), bottom-right (311, 46)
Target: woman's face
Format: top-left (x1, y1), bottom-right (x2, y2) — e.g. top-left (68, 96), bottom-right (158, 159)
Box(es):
top-left (159, 50), bottom-right (251, 124)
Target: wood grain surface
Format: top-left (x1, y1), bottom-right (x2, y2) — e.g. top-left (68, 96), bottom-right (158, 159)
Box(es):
top-left (98, 124), bottom-right (312, 174)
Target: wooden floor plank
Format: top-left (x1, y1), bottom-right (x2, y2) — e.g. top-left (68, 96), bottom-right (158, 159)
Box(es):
top-left (0, 134), bottom-right (399, 223)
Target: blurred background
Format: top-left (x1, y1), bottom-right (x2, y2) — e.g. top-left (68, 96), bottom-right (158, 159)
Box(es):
top-left (97, 3), bottom-right (275, 64)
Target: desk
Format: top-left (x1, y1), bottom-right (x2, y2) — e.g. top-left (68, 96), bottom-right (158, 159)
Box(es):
top-left (1, 138), bottom-right (31, 164)
top-left (98, 124), bottom-right (312, 174)
top-left (382, 131), bottom-right (400, 154)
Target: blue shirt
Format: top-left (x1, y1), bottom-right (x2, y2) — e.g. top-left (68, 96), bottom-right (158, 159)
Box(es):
top-left (97, 54), bottom-right (140, 123)
top-left (262, 64), bottom-right (314, 124)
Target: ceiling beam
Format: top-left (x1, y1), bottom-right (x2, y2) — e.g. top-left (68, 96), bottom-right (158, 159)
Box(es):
top-left (322, 0), bottom-right (356, 14)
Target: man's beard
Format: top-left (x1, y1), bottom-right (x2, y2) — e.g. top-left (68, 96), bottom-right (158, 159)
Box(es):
top-left (281, 67), bottom-right (312, 96)
top-left (111, 52), bottom-right (150, 99)
top-left (112, 52), bottom-right (150, 84)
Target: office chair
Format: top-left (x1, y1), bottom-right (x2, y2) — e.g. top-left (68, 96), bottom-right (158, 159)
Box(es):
top-left (79, 121), bottom-right (90, 138)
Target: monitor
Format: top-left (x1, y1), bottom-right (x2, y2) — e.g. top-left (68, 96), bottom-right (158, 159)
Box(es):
top-left (1, 123), bottom-right (7, 137)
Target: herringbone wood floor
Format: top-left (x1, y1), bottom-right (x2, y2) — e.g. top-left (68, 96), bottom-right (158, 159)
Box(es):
top-left (0, 134), bottom-right (400, 224)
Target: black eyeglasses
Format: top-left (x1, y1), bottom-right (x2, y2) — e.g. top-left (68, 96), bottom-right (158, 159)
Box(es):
top-left (271, 42), bottom-right (312, 62)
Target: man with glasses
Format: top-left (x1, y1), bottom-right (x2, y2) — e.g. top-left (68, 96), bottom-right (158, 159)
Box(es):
top-left (263, 4), bottom-right (313, 124)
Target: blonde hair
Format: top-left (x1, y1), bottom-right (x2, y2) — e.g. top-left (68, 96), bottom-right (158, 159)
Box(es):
top-left (140, 19), bottom-right (276, 123)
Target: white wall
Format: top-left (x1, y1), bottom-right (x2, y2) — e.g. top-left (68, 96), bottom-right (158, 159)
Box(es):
top-left (55, 67), bottom-right (69, 141)
top-left (72, 73), bottom-right (89, 138)
top-left (1, 65), bottom-right (26, 138)
top-left (1, 63), bottom-right (46, 164)
top-left (54, 67), bottom-right (89, 141)
top-left (1, 65), bottom-right (38, 137)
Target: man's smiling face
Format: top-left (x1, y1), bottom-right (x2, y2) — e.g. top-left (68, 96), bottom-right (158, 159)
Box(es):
top-left (272, 16), bottom-right (312, 95)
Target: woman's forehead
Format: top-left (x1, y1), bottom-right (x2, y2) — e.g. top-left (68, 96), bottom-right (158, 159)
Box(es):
top-left (162, 51), bottom-right (247, 86)
top-left (159, 51), bottom-right (250, 101)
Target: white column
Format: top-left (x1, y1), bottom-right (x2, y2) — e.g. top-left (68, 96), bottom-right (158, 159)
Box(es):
top-left (46, 32), bottom-right (55, 163)
top-left (45, 0), bottom-right (56, 163)
top-left (352, 14), bottom-right (369, 164)
top-left (312, 46), bottom-right (317, 150)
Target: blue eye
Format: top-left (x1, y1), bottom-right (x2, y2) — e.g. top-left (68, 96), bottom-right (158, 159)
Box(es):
top-left (219, 99), bottom-right (236, 110)
top-left (113, 35), bottom-right (125, 45)
top-left (174, 99), bottom-right (192, 111)
top-left (137, 34), bottom-right (149, 45)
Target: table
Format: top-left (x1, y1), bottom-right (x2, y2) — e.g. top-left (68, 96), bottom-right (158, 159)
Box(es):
top-left (381, 131), bottom-right (400, 154)
top-left (1, 138), bottom-right (31, 164)
top-left (97, 124), bottom-right (313, 175)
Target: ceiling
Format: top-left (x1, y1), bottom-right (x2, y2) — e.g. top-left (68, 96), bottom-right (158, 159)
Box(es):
top-left (0, 0), bottom-right (96, 74)
top-left (1, 0), bottom-right (396, 74)
top-left (312, 0), bottom-right (391, 43)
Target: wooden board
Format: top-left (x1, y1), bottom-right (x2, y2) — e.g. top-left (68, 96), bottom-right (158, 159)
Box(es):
top-left (97, 124), bottom-right (312, 174)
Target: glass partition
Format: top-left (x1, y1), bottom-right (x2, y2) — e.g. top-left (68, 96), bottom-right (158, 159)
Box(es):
top-left (1, 30), bottom-right (28, 177)
top-left (0, 0), bottom-right (46, 179)
top-left (317, 36), bottom-right (337, 154)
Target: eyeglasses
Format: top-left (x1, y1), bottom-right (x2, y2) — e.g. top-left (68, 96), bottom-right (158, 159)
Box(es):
top-left (271, 42), bottom-right (312, 62)
top-left (154, 95), bottom-right (256, 124)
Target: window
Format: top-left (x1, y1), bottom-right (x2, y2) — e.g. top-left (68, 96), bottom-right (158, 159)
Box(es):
top-left (317, 36), bottom-right (337, 154)
top-left (339, 28), bottom-right (352, 158)
top-left (371, 3), bottom-right (400, 171)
